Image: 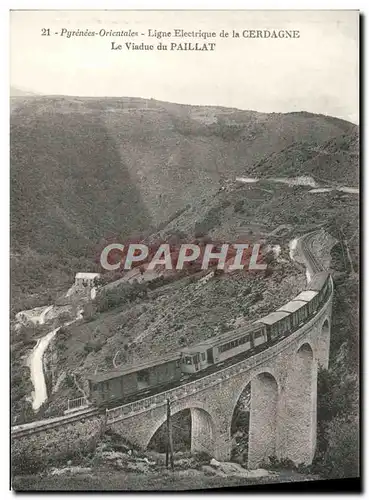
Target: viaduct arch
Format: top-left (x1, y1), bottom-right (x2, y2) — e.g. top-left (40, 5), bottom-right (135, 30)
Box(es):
top-left (146, 404), bottom-right (217, 456)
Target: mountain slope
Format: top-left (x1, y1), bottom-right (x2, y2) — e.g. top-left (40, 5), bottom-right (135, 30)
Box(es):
top-left (10, 96), bottom-right (357, 309)
top-left (250, 129), bottom-right (359, 186)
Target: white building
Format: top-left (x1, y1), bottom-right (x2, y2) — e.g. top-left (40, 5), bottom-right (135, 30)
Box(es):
top-left (75, 272), bottom-right (100, 288)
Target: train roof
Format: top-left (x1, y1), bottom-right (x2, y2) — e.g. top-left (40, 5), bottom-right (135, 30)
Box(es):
top-left (306, 271), bottom-right (330, 291)
top-left (88, 352), bottom-right (181, 383)
top-left (255, 311), bottom-right (290, 326)
top-left (278, 300), bottom-right (308, 313)
top-left (294, 290), bottom-right (318, 302)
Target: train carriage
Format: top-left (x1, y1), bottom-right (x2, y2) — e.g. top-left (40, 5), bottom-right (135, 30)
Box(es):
top-left (308, 271), bottom-right (330, 299)
top-left (294, 290), bottom-right (319, 316)
top-left (278, 299), bottom-right (309, 327)
top-left (255, 311), bottom-right (291, 340)
top-left (180, 345), bottom-right (209, 374)
top-left (180, 323), bottom-right (267, 374)
top-left (88, 354), bottom-right (181, 406)
top-left (214, 323), bottom-right (267, 361)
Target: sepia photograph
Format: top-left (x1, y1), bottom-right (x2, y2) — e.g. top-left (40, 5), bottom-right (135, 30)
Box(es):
top-left (9, 9), bottom-right (360, 492)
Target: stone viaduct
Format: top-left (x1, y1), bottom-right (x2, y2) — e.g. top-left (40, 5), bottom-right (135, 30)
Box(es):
top-left (106, 283), bottom-right (332, 468)
top-left (12, 233), bottom-right (333, 470)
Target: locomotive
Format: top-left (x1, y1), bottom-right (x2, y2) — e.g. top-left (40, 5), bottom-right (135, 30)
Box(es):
top-left (87, 271), bottom-right (331, 407)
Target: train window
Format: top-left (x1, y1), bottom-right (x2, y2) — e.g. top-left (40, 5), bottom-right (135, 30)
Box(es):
top-left (137, 369), bottom-right (150, 383)
top-left (176, 359), bottom-right (180, 367)
top-left (185, 356), bottom-right (192, 365)
top-left (201, 353), bottom-right (206, 361)
top-left (220, 342), bottom-right (232, 352)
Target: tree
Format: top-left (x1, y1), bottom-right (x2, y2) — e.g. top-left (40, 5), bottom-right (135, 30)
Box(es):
top-left (319, 415), bottom-right (359, 478)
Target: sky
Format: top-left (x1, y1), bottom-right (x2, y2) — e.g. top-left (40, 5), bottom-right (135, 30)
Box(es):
top-left (10, 10), bottom-right (359, 123)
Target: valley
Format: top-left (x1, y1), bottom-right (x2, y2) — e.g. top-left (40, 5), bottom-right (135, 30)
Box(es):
top-left (10, 95), bottom-right (359, 486)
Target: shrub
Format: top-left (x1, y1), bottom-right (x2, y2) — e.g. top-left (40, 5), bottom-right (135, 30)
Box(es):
top-left (318, 415), bottom-right (359, 478)
top-left (234, 200), bottom-right (244, 213)
top-left (65, 373), bottom-right (75, 388)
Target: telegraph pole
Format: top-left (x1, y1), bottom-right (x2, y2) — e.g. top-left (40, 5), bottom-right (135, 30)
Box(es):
top-left (166, 399), bottom-right (174, 470)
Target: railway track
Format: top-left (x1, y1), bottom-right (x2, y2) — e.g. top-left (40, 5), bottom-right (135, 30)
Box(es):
top-left (299, 230), bottom-right (325, 274)
top-left (11, 229), bottom-right (329, 437)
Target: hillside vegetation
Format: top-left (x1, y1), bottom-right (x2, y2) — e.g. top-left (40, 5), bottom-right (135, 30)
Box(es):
top-left (250, 130), bottom-right (359, 186)
top-left (10, 96), bottom-right (357, 311)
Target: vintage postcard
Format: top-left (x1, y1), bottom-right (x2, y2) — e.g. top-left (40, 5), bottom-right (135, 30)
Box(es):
top-left (10, 9), bottom-right (359, 491)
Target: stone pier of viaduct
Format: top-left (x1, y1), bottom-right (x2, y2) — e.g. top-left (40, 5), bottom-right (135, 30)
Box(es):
top-left (12, 281), bottom-right (333, 470)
